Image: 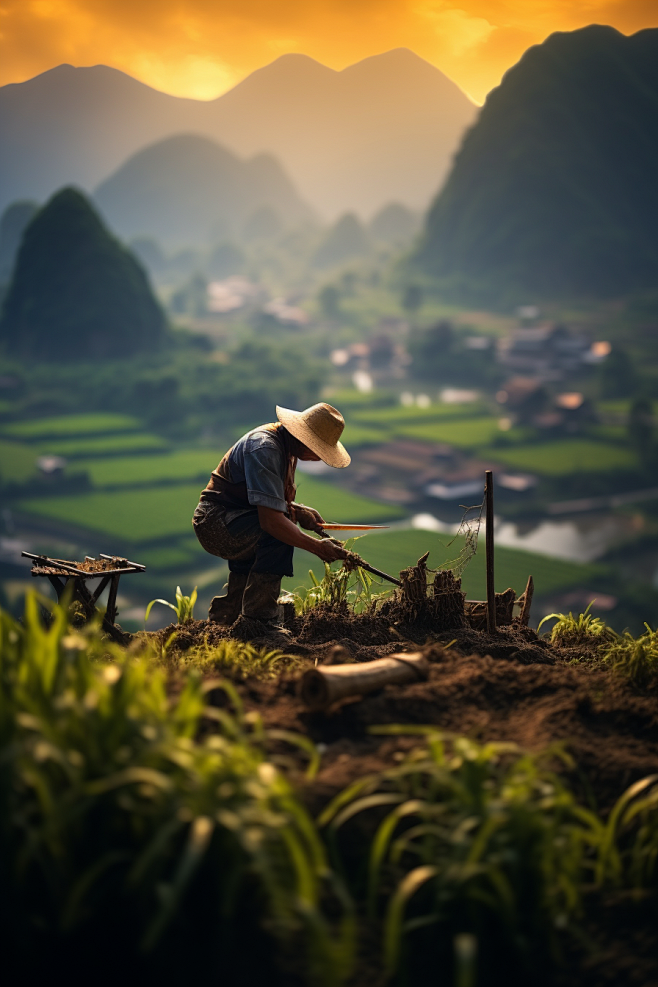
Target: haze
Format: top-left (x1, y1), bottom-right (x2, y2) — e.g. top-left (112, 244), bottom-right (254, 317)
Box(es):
top-left (2, 0), bottom-right (656, 103)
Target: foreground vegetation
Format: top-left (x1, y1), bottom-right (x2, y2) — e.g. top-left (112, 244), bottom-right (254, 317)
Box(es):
top-left (1, 593), bottom-right (657, 985)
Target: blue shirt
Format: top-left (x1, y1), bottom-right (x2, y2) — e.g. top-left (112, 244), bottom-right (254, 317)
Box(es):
top-left (224, 427), bottom-right (288, 512)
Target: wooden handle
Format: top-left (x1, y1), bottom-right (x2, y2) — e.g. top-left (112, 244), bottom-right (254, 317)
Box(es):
top-left (300, 652), bottom-right (429, 709)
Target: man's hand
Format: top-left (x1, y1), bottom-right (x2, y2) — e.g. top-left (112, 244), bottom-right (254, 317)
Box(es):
top-left (313, 538), bottom-right (348, 564)
top-left (290, 503), bottom-right (325, 535)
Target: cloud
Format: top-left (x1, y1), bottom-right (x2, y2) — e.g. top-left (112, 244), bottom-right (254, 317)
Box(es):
top-left (0, 0), bottom-right (656, 102)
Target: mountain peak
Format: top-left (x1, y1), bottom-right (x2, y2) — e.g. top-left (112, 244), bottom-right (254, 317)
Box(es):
top-left (415, 26), bottom-right (658, 298)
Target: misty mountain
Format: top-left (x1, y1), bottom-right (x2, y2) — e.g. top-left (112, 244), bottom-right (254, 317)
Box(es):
top-left (0, 200), bottom-right (38, 282)
top-left (414, 26), bottom-right (658, 298)
top-left (313, 213), bottom-right (371, 268)
top-left (369, 203), bottom-right (421, 243)
top-left (0, 50), bottom-right (477, 219)
top-left (93, 134), bottom-right (312, 246)
top-left (0, 188), bottom-right (165, 360)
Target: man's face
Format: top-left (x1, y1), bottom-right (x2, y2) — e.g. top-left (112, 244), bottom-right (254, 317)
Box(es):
top-left (296, 441), bottom-right (321, 462)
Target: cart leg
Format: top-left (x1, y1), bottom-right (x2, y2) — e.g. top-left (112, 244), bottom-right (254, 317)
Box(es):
top-left (105, 574), bottom-right (121, 627)
top-left (46, 575), bottom-right (67, 600)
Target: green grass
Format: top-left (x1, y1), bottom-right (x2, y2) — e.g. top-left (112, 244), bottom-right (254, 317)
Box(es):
top-left (2, 412), bottom-right (141, 438)
top-left (136, 544), bottom-right (202, 570)
top-left (76, 449), bottom-right (217, 487)
top-left (284, 528), bottom-right (604, 599)
top-left (0, 438), bottom-right (38, 481)
top-left (391, 417), bottom-right (504, 449)
top-left (293, 475), bottom-right (406, 523)
top-left (21, 485), bottom-right (202, 541)
top-left (490, 439), bottom-right (637, 475)
top-left (340, 424), bottom-right (388, 447)
top-left (21, 477), bottom-right (404, 542)
top-left (44, 433), bottom-right (169, 458)
top-left (351, 402), bottom-right (484, 425)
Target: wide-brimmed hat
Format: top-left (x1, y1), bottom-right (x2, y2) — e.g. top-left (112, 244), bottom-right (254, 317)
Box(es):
top-left (276, 402), bottom-right (350, 468)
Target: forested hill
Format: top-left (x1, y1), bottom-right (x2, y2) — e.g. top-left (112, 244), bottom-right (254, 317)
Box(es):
top-left (414, 25), bottom-right (658, 299)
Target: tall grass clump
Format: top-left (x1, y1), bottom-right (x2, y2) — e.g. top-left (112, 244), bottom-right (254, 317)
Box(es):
top-left (319, 729), bottom-right (600, 986)
top-left (294, 555), bottom-right (390, 616)
top-left (538, 602), bottom-right (615, 648)
top-left (0, 594), bottom-right (354, 985)
top-left (601, 623), bottom-right (658, 687)
top-left (173, 638), bottom-right (305, 680)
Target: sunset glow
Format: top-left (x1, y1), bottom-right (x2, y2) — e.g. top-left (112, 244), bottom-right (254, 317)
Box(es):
top-left (1, 1), bottom-right (657, 102)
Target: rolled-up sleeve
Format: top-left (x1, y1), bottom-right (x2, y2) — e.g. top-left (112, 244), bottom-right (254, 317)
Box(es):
top-left (243, 434), bottom-right (287, 511)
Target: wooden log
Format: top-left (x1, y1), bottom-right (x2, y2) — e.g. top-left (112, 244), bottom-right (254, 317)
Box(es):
top-left (300, 652), bottom-right (429, 709)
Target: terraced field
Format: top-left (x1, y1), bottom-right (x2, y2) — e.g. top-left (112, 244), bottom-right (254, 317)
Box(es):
top-left (490, 439), bottom-right (637, 475)
top-left (284, 528), bottom-right (605, 600)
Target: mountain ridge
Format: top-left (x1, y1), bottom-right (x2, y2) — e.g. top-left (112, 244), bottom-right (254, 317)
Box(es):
top-left (0, 51), bottom-right (477, 219)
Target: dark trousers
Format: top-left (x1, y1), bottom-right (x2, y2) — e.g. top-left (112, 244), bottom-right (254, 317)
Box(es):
top-left (225, 509), bottom-right (294, 577)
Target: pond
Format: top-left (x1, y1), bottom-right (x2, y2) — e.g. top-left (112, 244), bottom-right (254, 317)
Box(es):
top-left (406, 511), bottom-right (638, 563)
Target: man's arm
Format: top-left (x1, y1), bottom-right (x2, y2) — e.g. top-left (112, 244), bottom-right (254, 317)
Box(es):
top-left (257, 506), bottom-right (346, 563)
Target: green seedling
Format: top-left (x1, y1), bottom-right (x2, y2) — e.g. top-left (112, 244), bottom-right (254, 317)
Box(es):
top-left (538, 601), bottom-right (614, 647)
top-left (145, 585), bottom-right (198, 624)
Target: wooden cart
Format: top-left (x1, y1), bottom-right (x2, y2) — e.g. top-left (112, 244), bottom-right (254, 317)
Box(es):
top-left (22, 552), bottom-right (145, 638)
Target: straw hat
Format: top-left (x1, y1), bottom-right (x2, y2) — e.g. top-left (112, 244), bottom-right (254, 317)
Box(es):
top-left (276, 402), bottom-right (351, 468)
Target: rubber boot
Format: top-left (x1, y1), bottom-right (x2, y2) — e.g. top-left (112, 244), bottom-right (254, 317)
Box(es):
top-left (208, 571), bottom-right (248, 624)
top-left (231, 571), bottom-right (292, 644)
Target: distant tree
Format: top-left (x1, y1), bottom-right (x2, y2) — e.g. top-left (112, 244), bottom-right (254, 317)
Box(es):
top-left (318, 284), bottom-right (340, 318)
top-left (598, 347), bottom-right (637, 398)
top-left (628, 397), bottom-right (654, 456)
top-left (402, 283), bottom-right (423, 313)
top-left (170, 274), bottom-right (207, 317)
top-left (0, 188), bottom-right (165, 361)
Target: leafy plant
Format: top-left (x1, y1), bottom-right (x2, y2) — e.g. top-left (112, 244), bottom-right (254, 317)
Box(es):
top-left (538, 602), bottom-right (614, 648)
top-left (0, 594), bottom-right (354, 984)
top-left (601, 623), bottom-right (658, 687)
top-left (595, 773), bottom-right (658, 889)
top-left (145, 584), bottom-right (198, 624)
top-left (319, 728), bottom-right (599, 984)
top-left (293, 540), bottom-right (391, 616)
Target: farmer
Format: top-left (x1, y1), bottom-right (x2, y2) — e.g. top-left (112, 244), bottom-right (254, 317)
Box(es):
top-left (192, 402), bottom-right (350, 640)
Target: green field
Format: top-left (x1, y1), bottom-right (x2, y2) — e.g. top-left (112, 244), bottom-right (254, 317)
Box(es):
top-left (21, 476), bottom-right (405, 542)
top-left (2, 412), bottom-right (141, 439)
top-left (76, 449), bottom-right (217, 487)
top-left (340, 423), bottom-right (388, 447)
top-left (392, 417), bottom-right (504, 448)
top-left (351, 402), bottom-right (484, 425)
top-left (490, 439), bottom-right (637, 475)
top-left (44, 433), bottom-right (169, 458)
top-left (294, 475), bottom-right (406, 523)
top-left (0, 438), bottom-right (38, 481)
top-left (283, 528), bottom-right (604, 600)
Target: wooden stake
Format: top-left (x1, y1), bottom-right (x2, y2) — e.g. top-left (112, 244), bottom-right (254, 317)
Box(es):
top-left (518, 575), bottom-right (534, 626)
top-left (485, 470), bottom-right (496, 634)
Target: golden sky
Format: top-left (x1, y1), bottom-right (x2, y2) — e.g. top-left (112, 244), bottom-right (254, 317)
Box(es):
top-left (1, 0), bottom-right (657, 103)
